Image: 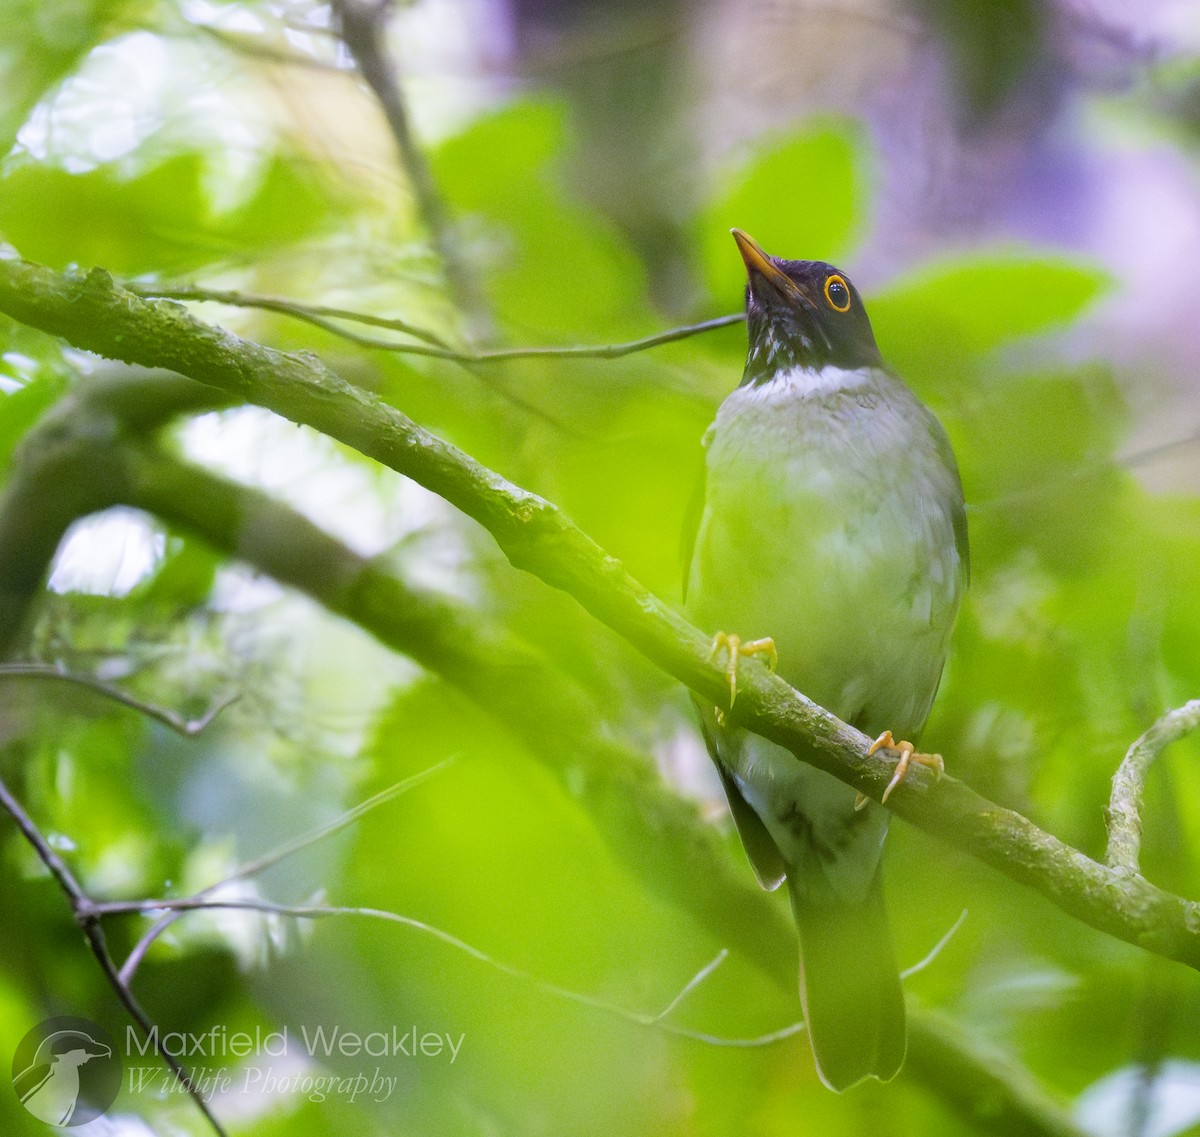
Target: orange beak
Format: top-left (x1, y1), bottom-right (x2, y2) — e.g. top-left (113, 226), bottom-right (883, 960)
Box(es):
top-left (731, 228), bottom-right (805, 301)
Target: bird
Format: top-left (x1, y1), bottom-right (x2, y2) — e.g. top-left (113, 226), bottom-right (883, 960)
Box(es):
top-left (15, 1029), bottom-right (113, 1125)
top-left (683, 229), bottom-right (968, 1090)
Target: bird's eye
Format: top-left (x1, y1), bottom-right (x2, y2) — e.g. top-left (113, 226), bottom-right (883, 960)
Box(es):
top-left (824, 274), bottom-right (851, 313)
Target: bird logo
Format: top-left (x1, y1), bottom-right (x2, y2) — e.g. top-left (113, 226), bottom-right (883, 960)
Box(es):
top-left (11, 1017), bottom-right (121, 1126)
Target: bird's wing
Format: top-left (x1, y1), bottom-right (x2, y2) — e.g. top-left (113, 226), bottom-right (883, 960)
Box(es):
top-left (679, 448), bottom-right (707, 604)
top-left (927, 408), bottom-right (970, 584)
top-left (693, 698), bottom-right (787, 891)
top-left (717, 760), bottom-right (789, 891)
top-left (682, 437), bottom-right (787, 890)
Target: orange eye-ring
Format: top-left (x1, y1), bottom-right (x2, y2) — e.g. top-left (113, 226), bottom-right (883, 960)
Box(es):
top-left (824, 274), bottom-right (851, 313)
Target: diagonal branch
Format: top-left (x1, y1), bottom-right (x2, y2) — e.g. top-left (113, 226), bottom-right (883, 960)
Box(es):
top-left (0, 367), bottom-right (799, 988)
top-left (0, 365), bottom-right (798, 989)
top-left (0, 256), bottom-right (1197, 971)
top-left (0, 366), bottom-right (1110, 1135)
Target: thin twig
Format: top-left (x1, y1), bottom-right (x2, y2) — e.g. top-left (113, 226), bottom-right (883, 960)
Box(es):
top-left (118, 759), bottom-right (456, 985)
top-left (651, 950), bottom-right (729, 1022)
top-left (901, 910), bottom-right (969, 980)
top-left (334, 0), bottom-right (491, 339)
top-left (128, 282), bottom-right (742, 363)
top-left (105, 759), bottom-right (801, 1048)
top-left (100, 895), bottom-right (806, 1046)
top-left (1106, 700), bottom-right (1200, 874)
top-left (0, 777), bottom-right (91, 909)
top-left (2, 258), bottom-right (1199, 970)
top-left (103, 898), bottom-right (983, 1052)
top-left (0, 776), bottom-right (228, 1137)
top-left (193, 23), bottom-right (349, 74)
top-left (127, 282), bottom-right (736, 436)
top-left (125, 284), bottom-right (451, 347)
top-left (129, 286), bottom-right (592, 434)
top-left (462, 314), bottom-right (745, 362)
top-left (118, 914), bottom-right (181, 988)
top-left (210, 757), bottom-right (456, 888)
top-left (0, 662), bottom-right (239, 736)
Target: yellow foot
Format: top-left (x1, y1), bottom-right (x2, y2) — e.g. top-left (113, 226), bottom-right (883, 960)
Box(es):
top-left (708, 631), bottom-right (778, 716)
top-left (862, 729), bottom-right (945, 806)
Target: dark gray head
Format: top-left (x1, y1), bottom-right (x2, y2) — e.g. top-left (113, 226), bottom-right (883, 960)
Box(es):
top-left (732, 228), bottom-right (882, 385)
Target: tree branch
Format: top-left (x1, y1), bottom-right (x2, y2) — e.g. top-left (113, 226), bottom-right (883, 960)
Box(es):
top-left (906, 1005), bottom-right (1089, 1137)
top-left (332, 0), bottom-right (492, 339)
top-left (0, 256), bottom-right (1197, 972)
top-left (1106, 700), bottom-right (1200, 875)
top-left (0, 662), bottom-right (238, 735)
top-left (126, 282), bottom-right (742, 363)
top-left (0, 364), bottom-right (799, 989)
top-left (0, 365), bottom-right (1110, 1135)
top-left (126, 284), bottom-right (452, 346)
top-left (0, 774), bottom-right (229, 1137)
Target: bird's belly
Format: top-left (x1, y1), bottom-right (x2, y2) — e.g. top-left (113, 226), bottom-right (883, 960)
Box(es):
top-left (685, 377), bottom-right (965, 901)
top-left (689, 443), bottom-right (957, 736)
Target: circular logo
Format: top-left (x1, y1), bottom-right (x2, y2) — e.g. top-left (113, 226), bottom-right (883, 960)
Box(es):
top-left (11, 1016), bottom-right (122, 1127)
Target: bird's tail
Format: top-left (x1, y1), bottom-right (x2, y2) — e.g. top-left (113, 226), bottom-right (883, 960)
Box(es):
top-left (788, 867), bottom-right (906, 1091)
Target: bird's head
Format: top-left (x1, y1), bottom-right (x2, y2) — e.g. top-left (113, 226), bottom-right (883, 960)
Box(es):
top-left (732, 228), bottom-right (882, 384)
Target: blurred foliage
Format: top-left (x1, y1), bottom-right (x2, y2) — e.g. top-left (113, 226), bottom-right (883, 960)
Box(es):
top-left (908, 0), bottom-right (1049, 126)
top-left (695, 123), bottom-right (865, 301)
top-left (2, 1), bottom-right (1200, 1136)
top-left (0, 0), bottom-right (153, 153)
top-left (0, 152), bottom-right (338, 273)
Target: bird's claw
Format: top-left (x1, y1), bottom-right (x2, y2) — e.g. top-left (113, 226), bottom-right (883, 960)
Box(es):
top-left (866, 729), bottom-right (945, 804)
top-left (709, 631), bottom-right (777, 720)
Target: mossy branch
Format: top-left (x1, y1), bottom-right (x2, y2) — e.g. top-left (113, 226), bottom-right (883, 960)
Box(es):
top-left (0, 368), bottom-right (1089, 1136)
top-left (0, 256), bottom-right (1197, 972)
top-left (1106, 700), bottom-right (1200, 875)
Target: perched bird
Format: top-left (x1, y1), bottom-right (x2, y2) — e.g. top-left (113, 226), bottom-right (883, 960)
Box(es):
top-left (684, 229), bottom-right (967, 1090)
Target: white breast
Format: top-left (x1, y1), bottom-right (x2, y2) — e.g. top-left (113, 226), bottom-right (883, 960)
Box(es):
top-left (687, 365), bottom-right (965, 736)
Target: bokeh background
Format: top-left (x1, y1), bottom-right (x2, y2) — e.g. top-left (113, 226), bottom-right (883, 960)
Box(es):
top-left (2, 0), bottom-right (1200, 1134)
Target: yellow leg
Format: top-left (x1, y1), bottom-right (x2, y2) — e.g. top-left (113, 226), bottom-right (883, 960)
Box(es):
top-left (708, 631), bottom-right (778, 712)
top-left (867, 729), bottom-right (945, 804)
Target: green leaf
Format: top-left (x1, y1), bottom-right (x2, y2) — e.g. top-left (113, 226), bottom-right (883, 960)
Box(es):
top-left (0, 153), bottom-right (209, 273)
top-left (870, 253), bottom-right (1110, 378)
top-left (215, 153), bottom-right (340, 254)
top-left (0, 349), bottom-right (69, 479)
top-left (696, 121), bottom-right (864, 306)
top-left (0, 151), bottom-right (337, 274)
top-left (130, 535), bottom-right (219, 610)
top-left (433, 100), bottom-right (646, 338)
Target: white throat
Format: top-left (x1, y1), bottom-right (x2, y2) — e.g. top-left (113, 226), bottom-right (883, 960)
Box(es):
top-left (738, 364), bottom-right (878, 405)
